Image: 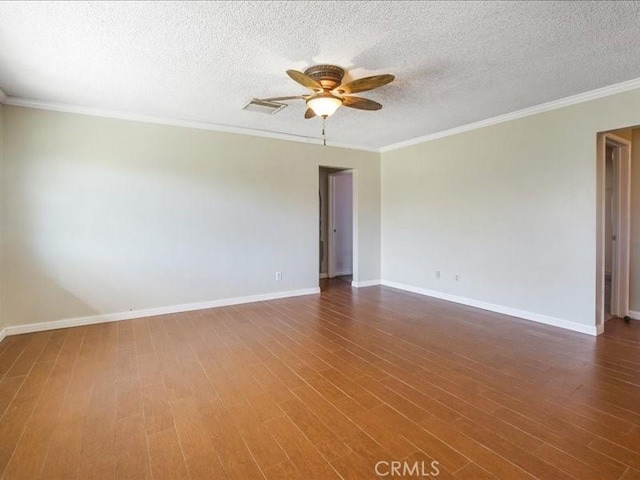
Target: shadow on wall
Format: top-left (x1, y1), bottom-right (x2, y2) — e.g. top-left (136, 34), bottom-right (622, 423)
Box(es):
top-left (8, 155), bottom-right (253, 323)
top-left (5, 113), bottom-right (318, 326)
top-left (5, 244), bottom-right (97, 326)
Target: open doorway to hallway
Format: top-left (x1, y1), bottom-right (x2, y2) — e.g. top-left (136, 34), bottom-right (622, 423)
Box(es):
top-left (604, 143), bottom-right (616, 319)
top-left (597, 128), bottom-right (634, 330)
top-left (319, 166), bottom-right (353, 286)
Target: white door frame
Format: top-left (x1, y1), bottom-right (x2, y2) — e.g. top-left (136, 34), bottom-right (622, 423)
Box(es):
top-left (328, 170), bottom-right (354, 279)
top-left (596, 132), bottom-right (631, 328)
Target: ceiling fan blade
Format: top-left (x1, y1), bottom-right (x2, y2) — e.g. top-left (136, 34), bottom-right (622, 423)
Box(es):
top-left (261, 95), bottom-right (306, 102)
top-left (286, 70), bottom-right (323, 92)
top-left (332, 74), bottom-right (394, 95)
top-left (304, 108), bottom-right (316, 119)
top-left (342, 96), bottom-right (382, 110)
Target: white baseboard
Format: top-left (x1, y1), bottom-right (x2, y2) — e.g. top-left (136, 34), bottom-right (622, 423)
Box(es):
top-left (380, 280), bottom-right (599, 336)
top-left (629, 310), bottom-right (640, 321)
top-left (3, 287), bottom-right (320, 337)
top-left (0, 327), bottom-right (7, 343)
top-left (319, 273), bottom-right (328, 279)
top-left (352, 279), bottom-right (381, 288)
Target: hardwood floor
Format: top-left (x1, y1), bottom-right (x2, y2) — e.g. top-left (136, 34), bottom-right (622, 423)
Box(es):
top-left (1, 279), bottom-right (639, 479)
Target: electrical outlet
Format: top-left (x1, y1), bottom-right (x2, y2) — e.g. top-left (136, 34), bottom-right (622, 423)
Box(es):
top-left (275, 271), bottom-right (282, 281)
top-left (455, 274), bottom-right (460, 281)
top-left (436, 271), bottom-right (441, 279)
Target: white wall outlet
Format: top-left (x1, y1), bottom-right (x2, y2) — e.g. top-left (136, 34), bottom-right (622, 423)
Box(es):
top-left (275, 271), bottom-right (282, 281)
top-left (436, 271), bottom-right (441, 279)
top-left (455, 274), bottom-right (460, 281)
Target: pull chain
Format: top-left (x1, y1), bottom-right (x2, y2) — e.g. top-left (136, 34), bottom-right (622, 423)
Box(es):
top-left (322, 116), bottom-right (327, 146)
top-left (322, 119), bottom-right (326, 146)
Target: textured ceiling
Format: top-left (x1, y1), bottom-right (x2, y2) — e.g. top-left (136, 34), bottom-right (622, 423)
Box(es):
top-left (0, 1), bottom-right (639, 150)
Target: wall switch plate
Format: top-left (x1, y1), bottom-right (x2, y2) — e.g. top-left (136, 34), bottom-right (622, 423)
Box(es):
top-left (275, 271), bottom-right (282, 281)
top-left (436, 271), bottom-right (441, 279)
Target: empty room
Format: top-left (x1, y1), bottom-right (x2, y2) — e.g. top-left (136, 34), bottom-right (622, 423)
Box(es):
top-left (1, 1), bottom-right (640, 479)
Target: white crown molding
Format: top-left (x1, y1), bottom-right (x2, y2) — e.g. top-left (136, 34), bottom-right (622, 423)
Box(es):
top-left (1, 96), bottom-right (378, 153)
top-left (4, 76), bottom-right (640, 154)
top-left (2, 287), bottom-right (320, 338)
top-left (380, 280), bottom-right (600, 336)
top-left (380, 76), bottom-right (640, 153)
top-left (351, 279), bottom-right (381, 288)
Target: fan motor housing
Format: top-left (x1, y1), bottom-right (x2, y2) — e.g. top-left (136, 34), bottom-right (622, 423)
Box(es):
top-left (304, 65), bottom-right (345, 90)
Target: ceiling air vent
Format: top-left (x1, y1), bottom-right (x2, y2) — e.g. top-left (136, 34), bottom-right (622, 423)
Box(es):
top-left (243, 99), bottom-right (288, 114)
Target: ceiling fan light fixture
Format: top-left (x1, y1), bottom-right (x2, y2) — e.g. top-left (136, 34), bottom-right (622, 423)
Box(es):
top-left (307, 94), bottom-right (343, 118)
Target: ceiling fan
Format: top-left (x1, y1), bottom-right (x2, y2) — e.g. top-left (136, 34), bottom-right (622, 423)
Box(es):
top-left (259, 64), bottom-right (395, 119)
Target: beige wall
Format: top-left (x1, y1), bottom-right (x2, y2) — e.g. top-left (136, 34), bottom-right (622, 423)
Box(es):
top-left (5, 86), bottom-right (640, 333)
top-left (3, 106), bottom-right (380, 327)
top-left (381, 87), bottom-right (640, 329)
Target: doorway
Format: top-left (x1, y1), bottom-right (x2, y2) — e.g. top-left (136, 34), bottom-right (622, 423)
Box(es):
top-left (597, 132), bottom-right (631, 328)
top-left (329, 170), bottom-right (353, 280)
top-left (604, 145), bottom-right (615, 318)
top-left (319, 167), bottom-right (354, 284)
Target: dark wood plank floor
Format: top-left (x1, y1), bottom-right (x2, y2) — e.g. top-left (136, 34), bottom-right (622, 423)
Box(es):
top-left (1, 279), bottom-right (639, 479)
